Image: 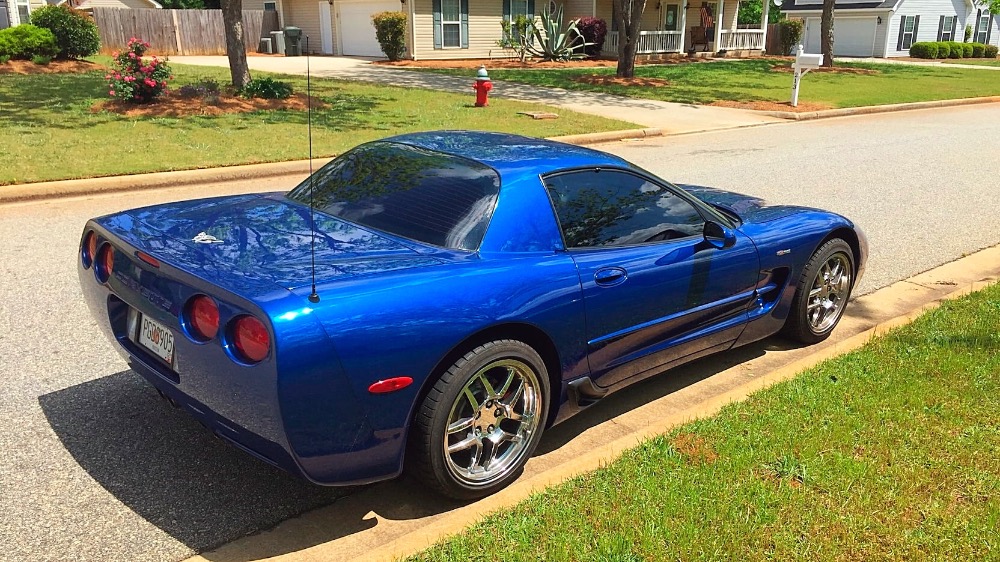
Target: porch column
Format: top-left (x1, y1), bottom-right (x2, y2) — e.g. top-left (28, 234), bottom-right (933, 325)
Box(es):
top-left (679, 0), bottom-right (688, 52)
top-left (760, 0), bottom-right (770, 52)
top-left (714, 0), bottom-right (724, 50)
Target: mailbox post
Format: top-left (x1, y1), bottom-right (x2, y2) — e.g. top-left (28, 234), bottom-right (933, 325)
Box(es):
top-left (791, 45), bottom-right (823, 107)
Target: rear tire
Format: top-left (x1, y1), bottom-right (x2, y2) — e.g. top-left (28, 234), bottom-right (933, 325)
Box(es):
top-left (783, 238), bottom-right (855, 344)
top-left (408, 340), bottom-right (549, 500)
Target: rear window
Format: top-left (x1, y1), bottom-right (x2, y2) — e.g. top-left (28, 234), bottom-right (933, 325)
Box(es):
top-left (286, 142), bottom-right (501, 251)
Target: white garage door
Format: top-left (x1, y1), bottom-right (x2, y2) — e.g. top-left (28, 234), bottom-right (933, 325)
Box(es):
top-left (805, 17), bottom-right (878, 57)
top-left (338, 0), bottom-right (401, 57)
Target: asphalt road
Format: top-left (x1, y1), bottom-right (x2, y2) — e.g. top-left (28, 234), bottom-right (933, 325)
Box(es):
top-left (1, 103), bottom-right (999, 562)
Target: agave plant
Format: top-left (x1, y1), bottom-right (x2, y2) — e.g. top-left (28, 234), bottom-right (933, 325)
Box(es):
top-left (523, 4), bottom-right (592, 61)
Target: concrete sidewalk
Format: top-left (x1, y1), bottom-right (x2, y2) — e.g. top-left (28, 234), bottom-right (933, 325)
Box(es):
top-left (170, 55), bottom-right (786, 135)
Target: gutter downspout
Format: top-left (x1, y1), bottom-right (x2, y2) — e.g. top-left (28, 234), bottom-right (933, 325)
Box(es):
top-left (408, 0), bottom-right (417, 59)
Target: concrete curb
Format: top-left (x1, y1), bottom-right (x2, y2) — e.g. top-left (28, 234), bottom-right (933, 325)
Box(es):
top-left (0, 129), bottom-right (662, 205)
top-left (757, 95), bottom-right (1000, 121)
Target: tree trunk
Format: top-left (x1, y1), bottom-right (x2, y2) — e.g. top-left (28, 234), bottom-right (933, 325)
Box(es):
top-left (221, 0), bottom-right (251, 88)
top-left (820, 0), bottom-right (834, 67)
top-left (615, 0), bottom-right (647, 78)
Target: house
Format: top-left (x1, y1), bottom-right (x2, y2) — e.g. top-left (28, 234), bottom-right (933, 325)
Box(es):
top-left (2, 0), bottom-right (159, 29)
top-left (781, 0), bottom-right (1000, 57)
top-left (259, 0), bottom-right (770, 59)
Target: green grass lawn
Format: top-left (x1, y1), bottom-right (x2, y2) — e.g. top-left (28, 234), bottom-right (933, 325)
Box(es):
top-left (412, 282), bottom-right (1000, 561)
top-left (0, 61), bottom-right (635, 185)
top-left (949, 58), bottom-right (1000, 67)
top-left (423, 59), bottom-right (1000, 107)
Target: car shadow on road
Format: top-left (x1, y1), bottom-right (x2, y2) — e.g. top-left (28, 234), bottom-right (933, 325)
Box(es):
top-left (38, 336), bottom-right (798, 559)
top-left (37, 370), bottom-right (458, 555)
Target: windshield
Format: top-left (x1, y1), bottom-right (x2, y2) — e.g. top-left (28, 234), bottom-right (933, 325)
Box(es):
top-left (286, 142), bottom-right (501, 251)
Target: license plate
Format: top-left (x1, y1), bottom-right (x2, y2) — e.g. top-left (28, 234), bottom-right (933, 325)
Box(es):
top-left (138, 314), bottom-right (175, 365)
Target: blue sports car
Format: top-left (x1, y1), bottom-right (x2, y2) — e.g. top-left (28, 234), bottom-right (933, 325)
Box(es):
top-left (79, 131), bottom-right (866, 499)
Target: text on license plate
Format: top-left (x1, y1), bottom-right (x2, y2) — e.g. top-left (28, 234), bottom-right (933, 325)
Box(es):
top-left (138, 314), bottom-right (175, 365)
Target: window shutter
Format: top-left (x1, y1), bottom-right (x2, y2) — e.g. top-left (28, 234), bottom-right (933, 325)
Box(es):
top-left (988, 14), bottom-right (994, 44)
top-left (950, 15), bottom-right (956, 39)
top-left (897, 16), bottom-right (906, 50)
top-left (913, 15), bottom-right (920, 42)
top-left (503, 0), bottom-right (510, 19)
top-left (936, 15), bottom-right (944, 41)
top-left (433, 0), bottom-right (442, 49)
top-left (461, 0), bottom-right (469, 48)
top-left (527, 0), bottom-right (535, 16)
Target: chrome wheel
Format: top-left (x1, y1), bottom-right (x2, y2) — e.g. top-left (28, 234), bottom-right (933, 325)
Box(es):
top-left (806, 252), bottom-right (852, 333)
top-left (443, 358), bottom-right (542, 486)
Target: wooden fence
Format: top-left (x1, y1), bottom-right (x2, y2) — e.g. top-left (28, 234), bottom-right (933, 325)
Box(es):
top-left (93, 8), bottom-right (280, 56)
top-left (765, 22), bottom-right (784, 55)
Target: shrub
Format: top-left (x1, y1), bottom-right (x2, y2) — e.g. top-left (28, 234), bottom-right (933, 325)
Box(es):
top-left (986, 44), bottom-right (999, 58)
top-left (0, 25), bottom-right (59, 60)
top-left (31, 54), bottom-right (51, 65)
top-left (909, 42), bottom-right (937, 58)
top-left (177, 78), bottom-right (220, 98)
top-left (965, 24), bottom-right (973, 42)
top-left (779, 19), bottom-right (803, 56)
top-left (105, 37), bottom-right (172, 103)
top-left (961, 42), bottom-right (973, 57)
top-left (936, 41), bottom-right (950, 58)
top-left (576, 17), bottom-right (607, 58)
top-left (948, 41), bottom-right (963, 58)
top-left (971, 43), bottom-right (985, 58)
top-left (0, 55), bottom-right (9, 64)
top-left (28, 5), bottom-right (100, 59)
top-left (239, 77), bottom-right (292, 99)
top-left (371, 11), bottom-right (406, 61)
top-left (497, 15), bottom-right (533, 62)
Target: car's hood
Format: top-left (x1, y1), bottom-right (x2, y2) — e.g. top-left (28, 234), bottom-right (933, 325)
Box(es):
top-left (680, 185), bottom-right (808, 224)
top-left (123, 193), bottom-right (446, 290)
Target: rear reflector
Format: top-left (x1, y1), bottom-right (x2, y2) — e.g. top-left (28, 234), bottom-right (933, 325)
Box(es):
top-left (368, 377), bottom-right (414, 394)
top-left (137, 252), bottom-right (160, 268)
top-left (231, 315), bottom-right (270, 363)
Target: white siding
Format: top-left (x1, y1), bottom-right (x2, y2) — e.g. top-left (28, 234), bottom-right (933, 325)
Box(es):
top-left (282, 0), bottom-right (333, 54)
top-left (884, 0), bottom-right (976, 56)
top-left (412, 0), bottom-right (505, 59)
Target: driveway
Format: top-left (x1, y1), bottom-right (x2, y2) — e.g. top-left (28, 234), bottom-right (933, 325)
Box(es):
top-left (170, 55), bottom-right (785, 135)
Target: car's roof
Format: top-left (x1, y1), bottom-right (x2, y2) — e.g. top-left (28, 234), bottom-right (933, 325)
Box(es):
top-left (384, 130), bottom-right (631, 176)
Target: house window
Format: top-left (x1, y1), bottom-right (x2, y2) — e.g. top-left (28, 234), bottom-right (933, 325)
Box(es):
top-left (15, 0), bottom-right (30, 25)
top-left (441, 0), bottom-right (461, 47)
top-left (263, 1), bottom-right (276, 10)
top-left (938, 15), bottom-right (954, 41)
top-left (901, 15), bottom-right (916, 49)
top-left (976, 12), bottom-right (991, 43)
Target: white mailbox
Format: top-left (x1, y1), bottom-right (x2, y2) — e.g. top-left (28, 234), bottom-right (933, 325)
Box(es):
top-left (795, 52), bottom-right (824, 69)
top-left (790, 45), bottom-right (823, 107)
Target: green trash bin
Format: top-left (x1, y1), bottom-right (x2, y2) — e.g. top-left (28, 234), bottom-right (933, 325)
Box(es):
top-left (283, 26), bottom-right (302, 56)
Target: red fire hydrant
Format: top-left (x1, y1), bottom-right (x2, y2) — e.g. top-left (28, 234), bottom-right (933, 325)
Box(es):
top-left (473, 65), bottom-right (492, 107)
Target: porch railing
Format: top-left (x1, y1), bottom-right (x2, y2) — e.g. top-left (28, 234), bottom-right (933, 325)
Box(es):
top-left (720, 29), bottom-right (765, 51)
top-left (602, 30), bottom-right (683, 55)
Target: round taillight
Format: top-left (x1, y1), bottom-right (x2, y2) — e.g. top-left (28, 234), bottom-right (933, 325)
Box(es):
top-left (96, 243), bottom-right (114, 283)
top-left (231, 315), bottom-right (270, 363)
top-left (186, 295), bottom-right (220, 341)
top-left (82, 231), bottom-right (98, 268)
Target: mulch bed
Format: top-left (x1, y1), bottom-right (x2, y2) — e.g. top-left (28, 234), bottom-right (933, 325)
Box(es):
top-left (373, 56), bottom-right (723, 70)
top-left (769, 63), bottom-right (880, 75)
top-left (92, 90), bottom-right (326, 118)
top-left (710, 99), bottom-right (834, 112)
top-left (574, 74), bottom-right (672, 87)
top-left (0, 59), bottom-right (105, 75)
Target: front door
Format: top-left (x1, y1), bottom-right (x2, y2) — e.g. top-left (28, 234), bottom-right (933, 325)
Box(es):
top-left (543, 169), bottom-right (759, 389)
top-left (318, 1), bottom-right (334, 54)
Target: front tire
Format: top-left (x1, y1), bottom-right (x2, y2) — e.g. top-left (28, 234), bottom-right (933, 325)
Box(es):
top-left (783, 238), bottom-right (855, 344)
top-left (409, 340), bottom-right (549, 500)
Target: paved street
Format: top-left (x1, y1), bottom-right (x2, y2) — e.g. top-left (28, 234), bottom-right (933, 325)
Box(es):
top-left (1, 103), bottom-right (999, 562)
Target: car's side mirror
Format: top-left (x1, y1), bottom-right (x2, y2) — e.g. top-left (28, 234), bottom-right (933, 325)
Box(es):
top-left (704, 221), bottom-right (736, 249)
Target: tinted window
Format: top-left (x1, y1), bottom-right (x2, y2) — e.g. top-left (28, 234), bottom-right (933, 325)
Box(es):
top-left (544, 169), bottom-right (705, 248)
top-left (286, 142), bottom-right (500, 251)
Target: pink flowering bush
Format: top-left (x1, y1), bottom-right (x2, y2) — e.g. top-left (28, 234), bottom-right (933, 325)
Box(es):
top-left (105, 37), bottom-right (172, 103)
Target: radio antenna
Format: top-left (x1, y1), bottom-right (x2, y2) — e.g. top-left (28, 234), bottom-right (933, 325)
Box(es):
top-left (306, 36), bottom-right (320, 304)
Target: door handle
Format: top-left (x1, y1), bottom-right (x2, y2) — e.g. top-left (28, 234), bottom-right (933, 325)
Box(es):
top-left (594, 267), bottom-right (627, 287)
